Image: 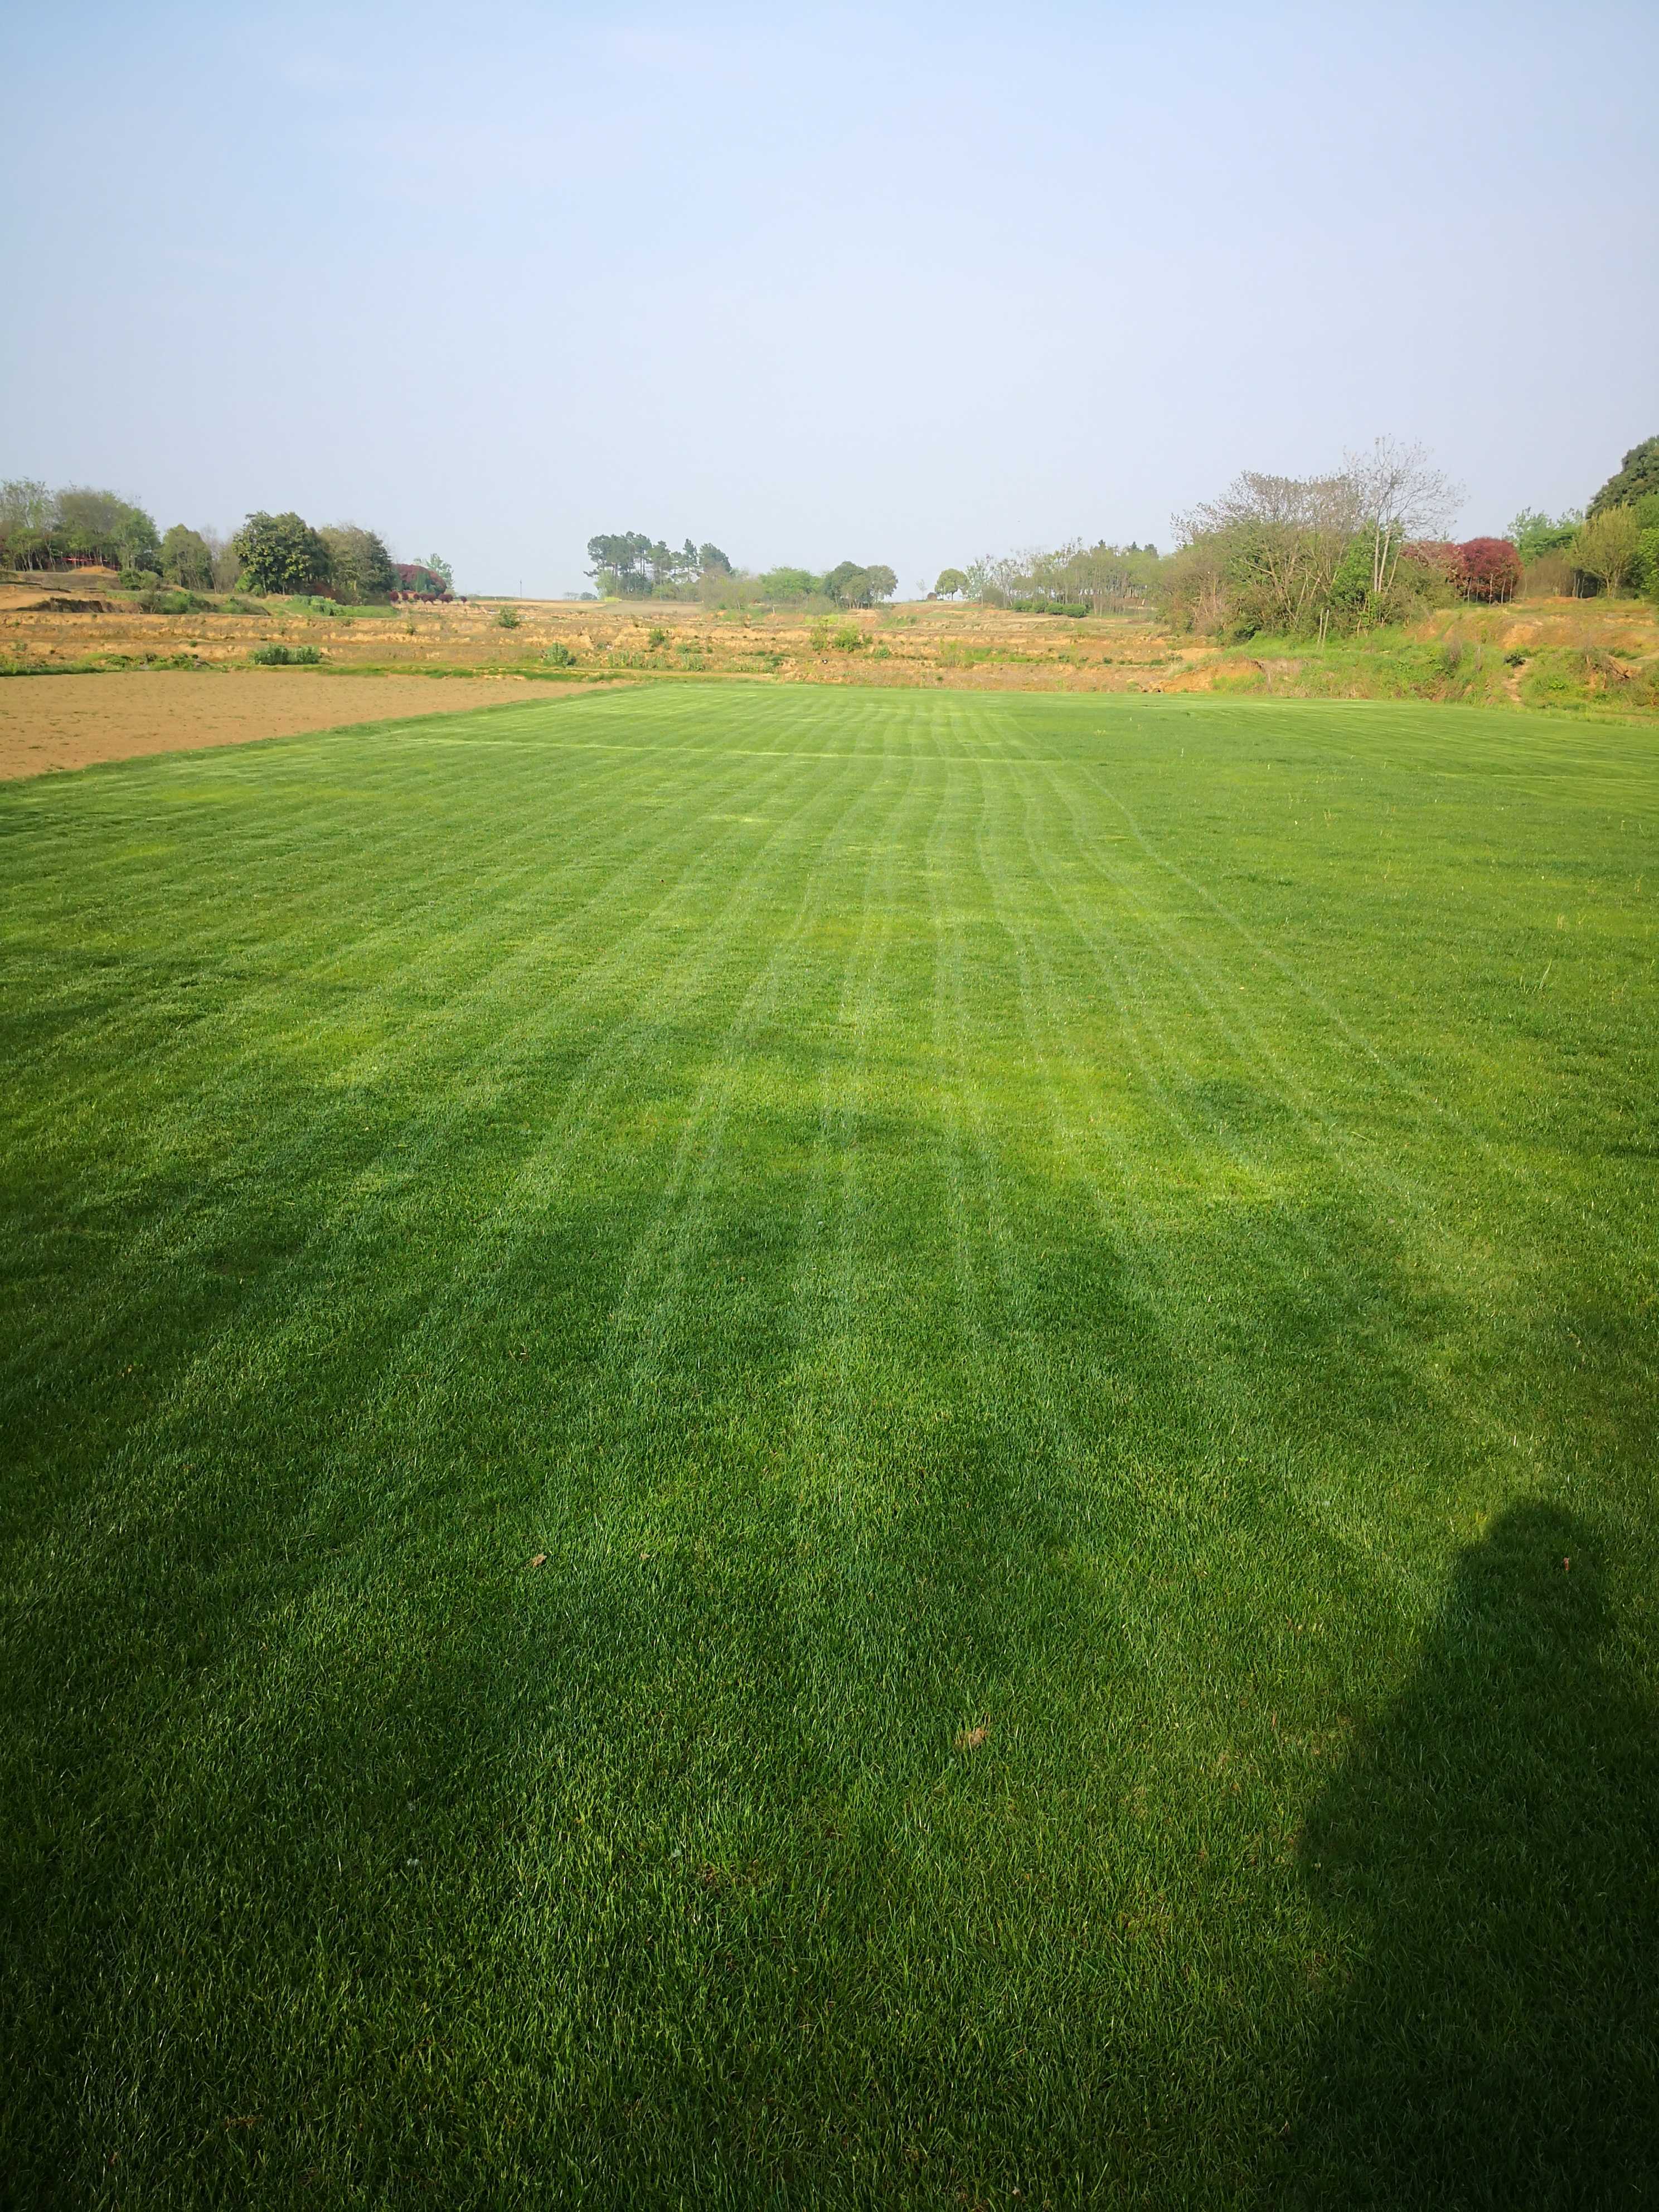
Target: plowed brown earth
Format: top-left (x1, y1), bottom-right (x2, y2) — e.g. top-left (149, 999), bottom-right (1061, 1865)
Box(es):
top-left (0, 671), bottom-right (559, 781)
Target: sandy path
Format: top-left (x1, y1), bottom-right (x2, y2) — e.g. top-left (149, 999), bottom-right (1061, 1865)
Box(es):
top-left (0, 671), bottom-right (574, 782)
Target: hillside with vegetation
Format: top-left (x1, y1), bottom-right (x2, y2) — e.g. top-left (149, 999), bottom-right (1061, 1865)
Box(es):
top-left (0, 482), bottom-right (451, 606)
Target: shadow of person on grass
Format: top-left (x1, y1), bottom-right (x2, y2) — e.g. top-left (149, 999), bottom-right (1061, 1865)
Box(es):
top-left (1278, 1502), bottom-right (1659, 2208)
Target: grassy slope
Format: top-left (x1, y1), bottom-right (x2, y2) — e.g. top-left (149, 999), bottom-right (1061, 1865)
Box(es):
top-left (1, 686), bottom-right (1655, 2207)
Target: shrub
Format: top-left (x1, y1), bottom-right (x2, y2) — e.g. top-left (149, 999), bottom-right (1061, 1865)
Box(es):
top-left (118, 567), bottom-right (162, 591)
top-left (1522, 552), bottom-right (1575, 598)
top-left (394, 562), bottom-right (450, 600)
top-left (497, 605), bottom-right (520, 629)
top-left (832, 624), bottom-right (865, 651)
top-left (1518, 646), bottom-right (1651, 711)
top-left (1401, 541), bottom-right (1464, 590)
top-left (542, 642), bottom-right (576, 667)
top-left (647, 627), bottom-right (668, 648)
top-left (248, 642), bottom-right (323, 666)
top-left (137, 589), bottom-right (209, 614)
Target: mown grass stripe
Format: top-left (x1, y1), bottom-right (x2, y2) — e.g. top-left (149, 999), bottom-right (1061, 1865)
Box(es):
top-left (2, 682), bottom-right (1655, 2206)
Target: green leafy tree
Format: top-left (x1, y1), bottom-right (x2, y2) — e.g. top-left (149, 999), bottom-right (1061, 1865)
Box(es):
top-left (757, 566), bottom-right (819, 602)
top-left (822, 560), bottom-right (894, 607)
top-left (1156, 536), bottom-right (1230, 633)
top-left (934, 567), bottom-right (968, 598)
top-left (1573, 506), bottom-right (1642, 596)
top-left (586, 532), bottom-right (654, 595)
top-left (321, 524), bottom-right (397, 603)
top-left (1508, 508), bottom-right (1582, 562)
top-left (590, 533), bottom-right (730, 596)
top-left (232, 511), bottom-right (333, 595)
top-left (1326, 535), bottom-right (1377, 623)
top-left (1588, 438), bottom-right (1659, 517)
top-left (424, 551), bottom-right (454, 590)
top-left (659, 539), bottom-right (700, 593)
top-left (117, 507), bottom-right (161, 571)
top-left (159, 525), bottom-right (214, 591)
top-left (54, 487), bottom-right (160, 570)
top-left (0, 479), bottom-right (55, 569)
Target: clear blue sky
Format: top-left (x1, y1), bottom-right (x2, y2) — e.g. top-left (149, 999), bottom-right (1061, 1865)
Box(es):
top-left (4, 1), bottom-right (1655, 595)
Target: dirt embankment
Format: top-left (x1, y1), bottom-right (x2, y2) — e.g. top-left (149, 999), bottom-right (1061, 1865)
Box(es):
top-left (1, 570), bottom-right (1194, 693)
top-left (0, 671), bottom-right (553, 782)
top-left (4, 570), bottom-right (1655, 726)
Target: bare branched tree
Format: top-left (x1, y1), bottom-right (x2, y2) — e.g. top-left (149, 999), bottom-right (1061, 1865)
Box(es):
top-left (1175, 472), bottom-right (1361, 634)
top-left (201, 528), bottom-right (241, 591)
top-left (1168, 438), bottom-right (1466, 637)
top-left (1343, 438), bottom-right (1464, 596)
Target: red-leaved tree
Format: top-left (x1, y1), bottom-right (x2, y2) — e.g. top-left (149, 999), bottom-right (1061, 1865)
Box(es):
top-left (1457, 538), bottom-right (1523, 603)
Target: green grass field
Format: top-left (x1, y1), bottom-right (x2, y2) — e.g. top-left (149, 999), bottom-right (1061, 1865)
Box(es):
top-left (3, 683), bottom-right (1656, 2207)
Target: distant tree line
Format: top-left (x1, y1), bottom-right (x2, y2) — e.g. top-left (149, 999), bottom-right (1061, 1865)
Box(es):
top-left (586, 533), bottom-right (733, 597)
top-left (1508, 437), bottom-right (1659, 601)
top-left (948, 542), bottom-right (1163, 615)
top-left (0, 479), bottom-right (452, 602)
top-left (759, 560), bottom-right (899, 609)
top-left (0, 482), bottom-right (164, 574)
top-left (936, 435), bottom-right (1659, 642)
top-left (225, 515), bottom-right (453, 601)
top-left (939, 441), bottom-right (1473, 637)
top-left (586, 531), bottom-right (897, 609)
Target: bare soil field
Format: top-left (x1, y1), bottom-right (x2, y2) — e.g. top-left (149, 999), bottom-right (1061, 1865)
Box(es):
top-left (0, 670), bottom-right (549, 782)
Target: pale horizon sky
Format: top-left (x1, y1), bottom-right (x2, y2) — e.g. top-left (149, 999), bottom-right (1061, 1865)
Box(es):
top-left (4, 1), bottom-right (1656, 596)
